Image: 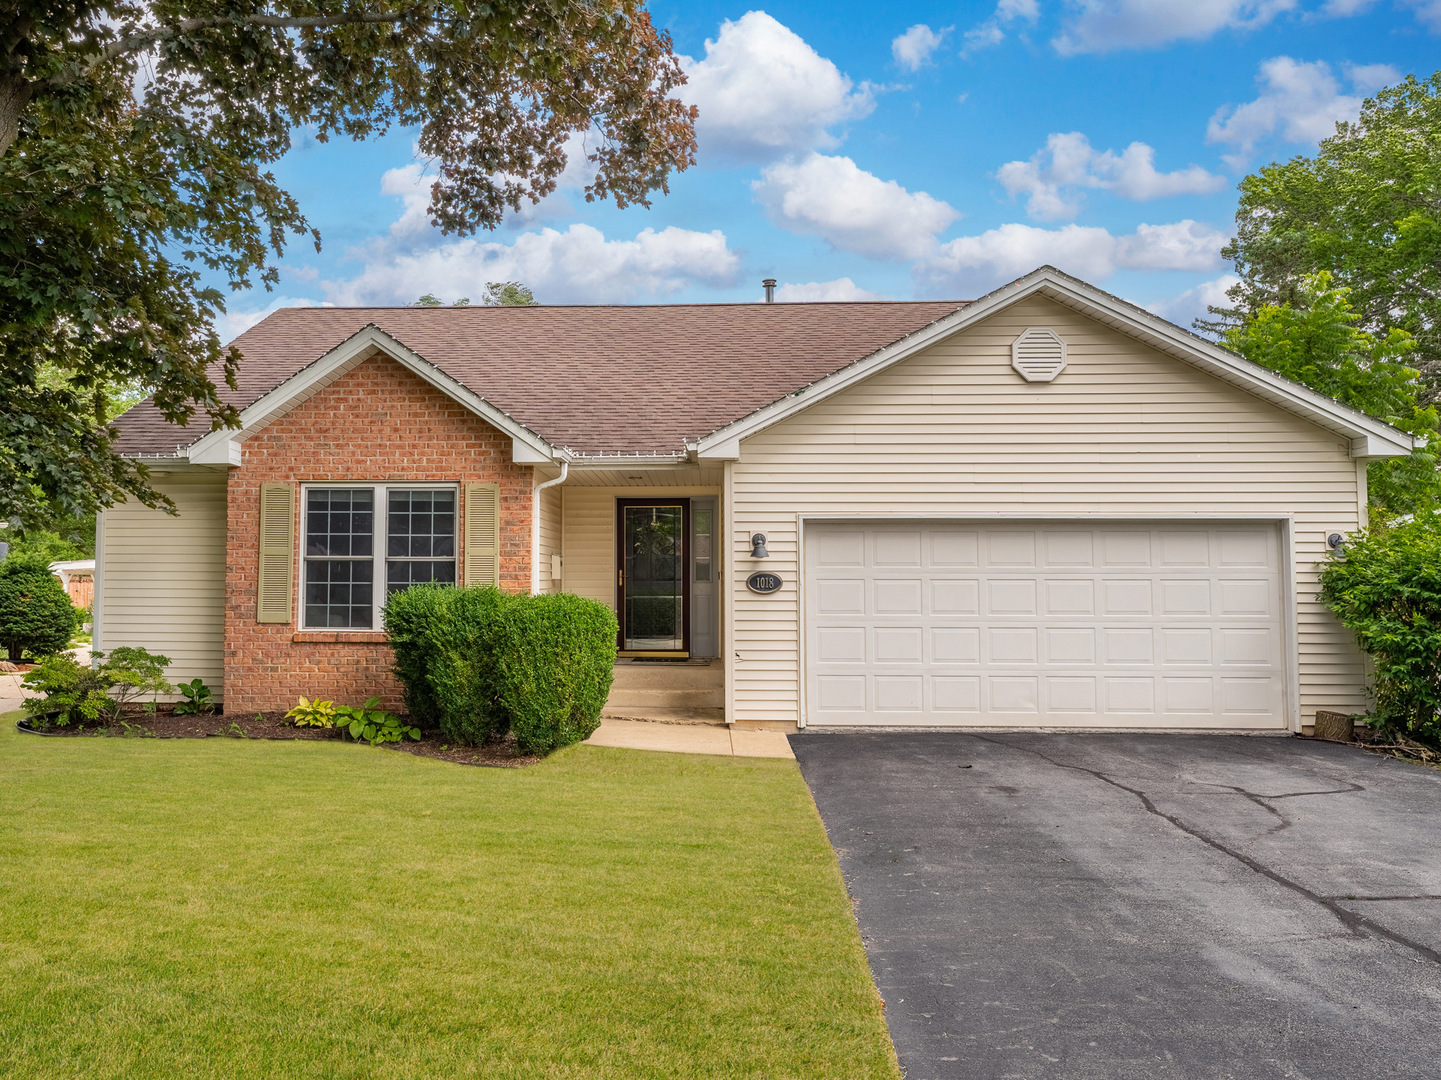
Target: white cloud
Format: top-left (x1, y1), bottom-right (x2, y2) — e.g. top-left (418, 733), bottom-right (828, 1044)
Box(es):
top-left (680, 11), bottom-right (874, 161)
top-left (378, 133), bottom-right (599, 248)
top-left (963, 0), bottom-right (1040, 55)
top-left (1401, 0), bottom-right (1441, 29)
top-left (914, 219), bottom-right (1227, 295)
top-left (1344, 61), bottom-right (1402, 94)
top-left (892, 24), bottom-right (949, 71)
top-left (215, 296), bottom-right (326, 345)
top-left (1054, 0), bottom-right (1296, 55)
top-left (1115, 221), bottom-right (1230, 271)
top-left (998, 132), bottom-right (1226, 220)
top-left (774, 277), bottom-right (882, 301)
top-left (1147, 274), bottom-right (1241, 329)
top-left (327, 223), bottom-right (742, 306)
top-left (1206, 56), bottom-right (1393, 165)
top-left (752, 153), bottom-right (959, 261)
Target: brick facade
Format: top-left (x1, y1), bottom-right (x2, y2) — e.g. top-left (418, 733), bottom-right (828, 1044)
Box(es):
top-left (224, 353), bottom-right (533, 714)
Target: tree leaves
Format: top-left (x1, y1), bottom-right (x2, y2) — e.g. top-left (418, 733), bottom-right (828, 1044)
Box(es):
top-left (1, 2), bottom-right (696, 526)
top-left (1214, 71), bottom-right (1441, 400)
top-left (1223, 273), bottom-right (1441, 520)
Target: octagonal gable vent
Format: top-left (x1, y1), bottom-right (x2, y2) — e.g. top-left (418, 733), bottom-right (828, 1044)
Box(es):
top-left (1011, 327), bottom-right (1067, 382)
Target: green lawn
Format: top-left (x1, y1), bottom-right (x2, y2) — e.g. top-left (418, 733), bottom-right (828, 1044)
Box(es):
top-left (0, 714), bottom-right (898, 1079)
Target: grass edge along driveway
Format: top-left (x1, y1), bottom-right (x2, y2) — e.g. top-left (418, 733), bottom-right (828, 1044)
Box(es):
top-left (0, 713), bottom-right (899, 1079)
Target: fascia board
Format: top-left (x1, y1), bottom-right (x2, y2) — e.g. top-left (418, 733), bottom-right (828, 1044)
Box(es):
top-left (565, 454), bottom-right (690, 468)
top-left (185, 324), bottom-right (558, 464)
top-left (693, 268), bottom-right (1414, 461)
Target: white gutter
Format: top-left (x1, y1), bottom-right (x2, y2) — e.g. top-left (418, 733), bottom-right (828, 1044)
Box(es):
top-left (531, 460), bottom-right (569, 594)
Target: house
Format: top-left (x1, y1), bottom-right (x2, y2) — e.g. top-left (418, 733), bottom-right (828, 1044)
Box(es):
top-left (50, 559), bottom-right (95, 609)
top-left (96, 267), bottom-right (1410, 732)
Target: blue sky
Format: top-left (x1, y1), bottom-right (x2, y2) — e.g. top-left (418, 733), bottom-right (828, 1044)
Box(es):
top-left (215, 0), bottom-right (1440, 340)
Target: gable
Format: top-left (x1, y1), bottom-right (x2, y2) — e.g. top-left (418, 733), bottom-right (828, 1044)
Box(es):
top-left (240, 352), bottom-right (522, 466)
top-left (184, 328), bottom-right (557, 467)
top-left (749, 294), bottom-right (1353, 463)
top-left (695, 267), bottom-right (1411, 463)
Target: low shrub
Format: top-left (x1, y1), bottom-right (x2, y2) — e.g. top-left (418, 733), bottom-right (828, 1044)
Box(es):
top-left (385, 586), bottom-right (617, 753)
top-left (1318, 519), bottom-right (1441, 746)
top-left (103, 647), bottom-right (174, 714)
top-left (21, 654), bottom-right (111, 727)
top-left (20, 646), bottom-right (173, 727)
top-left (0, 555), bottom-right (81, 663)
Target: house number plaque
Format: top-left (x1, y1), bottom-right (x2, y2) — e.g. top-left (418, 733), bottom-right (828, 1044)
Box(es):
top-left (746, 571), bottom-right (783, 594)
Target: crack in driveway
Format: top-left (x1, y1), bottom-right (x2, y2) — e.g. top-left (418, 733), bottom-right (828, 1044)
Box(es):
top-left (969, 734), bottom-right (1441, 967)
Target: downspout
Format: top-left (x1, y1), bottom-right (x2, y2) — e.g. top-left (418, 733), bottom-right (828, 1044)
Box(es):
top-left (531, 460), bottom-right (569, 595)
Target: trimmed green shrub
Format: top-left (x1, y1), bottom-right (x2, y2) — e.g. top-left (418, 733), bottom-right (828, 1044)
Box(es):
top-left (0, 555), bottom-right (81, 663)
top-left (385, 585), bottom-right (617, 753)
top-left (386, 584), bottom-right (510, 745)
top-left (1318, 519), bottom-right (1441, 746)
top-left (492, 592), bottom-right (619, 755)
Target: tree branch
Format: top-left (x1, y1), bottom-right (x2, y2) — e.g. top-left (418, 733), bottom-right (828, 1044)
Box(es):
top-left (101, 7), bottom-right (435, 64)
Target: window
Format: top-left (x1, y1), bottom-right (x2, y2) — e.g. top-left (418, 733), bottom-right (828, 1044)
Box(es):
top-left (693, 509), bottom-right (713, 582)
top-left (387, 489), bottom-right (456, 591)
top-left (302, 485), bottom-right (457, 629)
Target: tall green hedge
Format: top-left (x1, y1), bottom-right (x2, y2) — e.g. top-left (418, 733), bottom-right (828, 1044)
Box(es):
top-left (385, 586), bottom-right (617, 754)
top-left (1318, 519), bottom-right (1441, 746)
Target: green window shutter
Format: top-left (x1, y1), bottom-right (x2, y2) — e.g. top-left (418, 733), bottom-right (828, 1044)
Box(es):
top-left (464, 483), bottom-right (500, 587)
top-left (257, 483), bottom-right (295, 623)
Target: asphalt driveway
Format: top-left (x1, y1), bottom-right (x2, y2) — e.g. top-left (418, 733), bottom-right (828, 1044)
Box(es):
top-left (790, 732), bottom-right (1441, 1080)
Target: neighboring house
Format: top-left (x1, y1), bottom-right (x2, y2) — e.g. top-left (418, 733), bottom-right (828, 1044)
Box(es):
top-left (50, 559), bottom-right (95, 609)
top-left (97, 267), bottom-right (1410, 732)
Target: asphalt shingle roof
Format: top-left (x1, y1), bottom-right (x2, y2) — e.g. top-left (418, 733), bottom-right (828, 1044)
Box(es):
top-left (112, 300), bottom-right (967, 457)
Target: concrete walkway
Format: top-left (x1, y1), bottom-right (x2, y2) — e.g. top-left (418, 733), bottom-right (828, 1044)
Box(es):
top-left (585, 718), bottom-right (794, 759)
top-left (0, 670), bottom-right (28, 713)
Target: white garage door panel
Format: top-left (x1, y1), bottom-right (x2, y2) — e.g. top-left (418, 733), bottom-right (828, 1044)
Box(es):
top-left (804, 522), bottom-right (1285, 729)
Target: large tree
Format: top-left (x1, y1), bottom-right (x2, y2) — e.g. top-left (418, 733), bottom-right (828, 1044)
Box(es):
top-left (1212, 71), bottom-right (1441, 397)
top-left (0, 2), bottom-right (696, 526)
top-left (1223, 273), bottom-right (1439, 520)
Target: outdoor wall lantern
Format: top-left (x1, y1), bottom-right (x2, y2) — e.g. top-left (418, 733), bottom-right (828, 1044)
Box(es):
top-left (750, 533), bottom-right (770, 559)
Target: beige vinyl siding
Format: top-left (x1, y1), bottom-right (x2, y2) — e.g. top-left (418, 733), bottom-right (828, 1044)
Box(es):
top-left (729, 294), bottom-right (1367, 728)
top-left (536, 482), bottom-right (562, 595)
top-left (97, 468), bottom-right (227, 697)
top-left (560, 486), bottom-right (723, 609)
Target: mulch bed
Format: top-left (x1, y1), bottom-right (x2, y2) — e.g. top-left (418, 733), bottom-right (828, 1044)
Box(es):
top-left (16, 707), bottom-right (541, 768)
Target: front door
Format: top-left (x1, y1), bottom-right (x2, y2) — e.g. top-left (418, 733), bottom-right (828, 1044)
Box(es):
top-left (617, 499), bottom-right (689, 655)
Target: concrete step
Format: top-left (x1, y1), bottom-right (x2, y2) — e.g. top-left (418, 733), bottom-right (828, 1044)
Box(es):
top-left (604, 686), bottom-right (725, 710)
top-left (599, 706), bottom-right (727, 726)
top-left (610, 661), bottom-right (723, 691)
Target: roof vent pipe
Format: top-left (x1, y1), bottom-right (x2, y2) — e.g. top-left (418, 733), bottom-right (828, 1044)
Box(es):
top-left (762, 278), bottom-right (776, 303)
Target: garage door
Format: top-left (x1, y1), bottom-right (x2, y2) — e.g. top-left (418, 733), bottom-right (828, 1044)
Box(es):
top-left (804, 522), bottom-right (1286, 728)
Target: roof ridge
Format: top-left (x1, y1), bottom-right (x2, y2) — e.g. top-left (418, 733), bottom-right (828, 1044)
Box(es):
top-left (262, 299), bottom-right (968, 312)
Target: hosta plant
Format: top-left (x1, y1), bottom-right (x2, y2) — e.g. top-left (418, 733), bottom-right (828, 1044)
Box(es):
top-left (173, 679), bottom-right (216, 716)
top-left (335, 698), bottom-right (421, 746)
top-left (286, 696), bottom-right (337, 728)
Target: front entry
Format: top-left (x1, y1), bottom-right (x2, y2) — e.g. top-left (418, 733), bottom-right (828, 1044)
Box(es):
top-left (617, 499), bottom-right (690, 655)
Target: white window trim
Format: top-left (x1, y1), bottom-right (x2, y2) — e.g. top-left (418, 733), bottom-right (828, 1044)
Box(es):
top-left (299, 481), bottom-right (460, 632)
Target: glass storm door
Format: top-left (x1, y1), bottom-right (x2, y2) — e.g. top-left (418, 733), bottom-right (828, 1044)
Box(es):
top-left (619, 502), bottom-right (688, 653)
